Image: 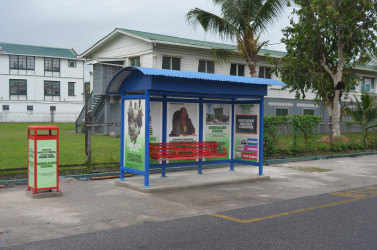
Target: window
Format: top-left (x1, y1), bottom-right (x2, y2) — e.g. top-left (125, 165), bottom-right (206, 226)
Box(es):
top-left (50, 106), bottom-right (56, 111)
top-left (258, 66), bottom-right (272, 79)
top-left (68, 60), bottom-right (76, 68)
top-left (9, 79), bottom-right (27, 95)
top-left (162, 56), bottom-right (180, 70)
top-left (129, 57), bottom-right (141, 67)
top-left (303, 109), bottom-right (315, 115)
top-left (45, 58), bottom-right (60, 72)
top-left (10, 55), bottom-right (35, 70)
top-left (230, 64), bottom-right (245, 76)
top-left (2, 105), bottom-right (9, 111)
top-left (44, 81), bottom-right (60, 96)
top-left (198, 60), bottom-right (215, 73)
top-left (361, 77), bottom-right (375, 93)
top-left (27, 105), bottom-right (33, 111)
top-left (68, 82), bottom-right (75, 96)
top-left (276, 108), bottom-right (288, 116)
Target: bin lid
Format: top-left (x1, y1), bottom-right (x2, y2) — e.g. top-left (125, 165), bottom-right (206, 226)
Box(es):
top-left (28, 125), bottom-right (59, 130)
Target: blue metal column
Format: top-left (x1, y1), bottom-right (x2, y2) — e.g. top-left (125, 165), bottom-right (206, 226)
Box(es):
top-left (119, 95), bottom-right (125, 181)
top-left (230, 98), bottom-right (235, 171)
top-left (144, 90), bottom-right (151, 187)
top-left (198, 97), bottom-right (203, 174)
top-left (161, 95), bottom-right (167, 177)
top-left (258, 97), bottom-right (264, 176)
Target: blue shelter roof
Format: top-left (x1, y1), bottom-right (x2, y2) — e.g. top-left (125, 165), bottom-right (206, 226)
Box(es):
top-left (106, 67), bottom-right (286, 95)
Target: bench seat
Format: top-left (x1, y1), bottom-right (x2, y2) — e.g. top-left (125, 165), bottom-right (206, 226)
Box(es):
top-left (149, 141), bottom-right (227, 161)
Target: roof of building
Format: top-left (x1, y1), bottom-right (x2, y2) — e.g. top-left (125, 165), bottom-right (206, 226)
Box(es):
top-left (106, 66), bottom-right (286, 94)
top-left (0, 42), bottom-right (77, 58)
top-left (117, 28), bottom-right (286, 57)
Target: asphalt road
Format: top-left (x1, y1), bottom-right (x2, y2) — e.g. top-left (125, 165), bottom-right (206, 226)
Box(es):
top-left (4, 185), bottom-right (377, 250)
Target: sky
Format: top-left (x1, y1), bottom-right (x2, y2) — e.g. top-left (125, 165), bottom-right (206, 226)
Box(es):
top-left (0, 0), bottom-right (294, 80)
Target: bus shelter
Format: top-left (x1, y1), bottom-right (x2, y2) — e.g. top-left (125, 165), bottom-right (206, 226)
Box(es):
top-left (106, 67), bottom-right (285, 188)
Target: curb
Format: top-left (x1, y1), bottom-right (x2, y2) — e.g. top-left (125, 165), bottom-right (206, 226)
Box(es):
top-left (264, 151), bottom-right (377, 165)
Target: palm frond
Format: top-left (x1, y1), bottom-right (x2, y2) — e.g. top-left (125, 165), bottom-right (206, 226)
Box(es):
top-left (212, 48), bottom-right (239, 64)
top-left (187, 8), bottom-right (236, 40)
top-left (251, 0), bottom-right (289, 33)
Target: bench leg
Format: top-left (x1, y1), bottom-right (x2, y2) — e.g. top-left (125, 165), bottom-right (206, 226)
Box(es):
top-left (161, 166), bottom-right (166, 178)
top-left (198, 160), bottom-right (203, 174)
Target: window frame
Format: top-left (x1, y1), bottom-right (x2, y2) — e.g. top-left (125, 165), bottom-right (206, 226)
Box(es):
top-left (198, 60), bottom-right (215, 73)
top-left (361, 76), bottom-right (375, 93)
top-left (2, 105), bottom-right (9, 111)
top-left (275, 108), bottom-right (289, 116)
top-left (9, 79), bottom-right (27, 97)
top-left (68, 82), bottom-right (75, 96)
top-left (230, 63), bottom-right (245, 76)
top-left (303, 108), bottom-right (315, 116)
top-left (162, 56), bottom-right (181, 70)
top-left (129, 56), bottom-right (141, 67)
top-left (44, 57), bottom-right (61, 72)
top-left (258, 66), bottom-right (272, 79)
top-left (44, 81), bottom-right (60, 97)
top-left (68, 60), bottom-right (77, 68)
top-left (9, 55), bottom-right (35, 70)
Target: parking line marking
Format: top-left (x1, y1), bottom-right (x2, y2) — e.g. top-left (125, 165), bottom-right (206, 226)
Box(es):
top-left (210, 187), bottom-right (377, 224)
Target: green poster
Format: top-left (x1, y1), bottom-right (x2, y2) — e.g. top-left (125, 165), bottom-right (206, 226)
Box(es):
top-left (124, 99), bottom-right (145, 171)
top-left (234, 104), bottom-right (260, 162)
top-left (204, 103), bottom-right (231, 161)
top-left (28, 139), bottom-right (35, 188)
top-left (36, 140), bottom-right (57, 188)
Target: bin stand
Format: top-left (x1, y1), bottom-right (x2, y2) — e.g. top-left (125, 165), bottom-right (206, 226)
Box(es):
top-left (27, 125), bottom-right (60, 194)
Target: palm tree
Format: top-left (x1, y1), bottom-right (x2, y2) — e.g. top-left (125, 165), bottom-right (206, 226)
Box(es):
top-left (187, 0), bottom-right (288, 77)
top-left (345, 92), bottom-right (377, 147)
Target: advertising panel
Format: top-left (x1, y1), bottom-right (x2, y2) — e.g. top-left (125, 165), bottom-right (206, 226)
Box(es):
top-left (204, 103), bottom-right (231, 160)
top-left (36, 140), bottom-right (57, 188)
top-left (234, 104), bottom-right (260, 162)
top-left (149, 101), bottom-right (162, 164)
top-left (124, 99), bottom-right (145, 171)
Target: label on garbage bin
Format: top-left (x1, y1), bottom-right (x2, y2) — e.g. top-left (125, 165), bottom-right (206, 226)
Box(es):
top-left (28, 139), bottom-right (35, 188)
top-left (36, 140), bottom-right (57, 188)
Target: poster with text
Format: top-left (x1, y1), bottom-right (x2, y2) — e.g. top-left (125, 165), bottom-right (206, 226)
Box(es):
top-left (36, 140), bottom-right (57, 188)
top-left (124, 99), bottom-right (145, 171)
top-left (234, 104), bottom-right (260, 162)
top-left (149, 101), bottom-right (162, 165)
top-left (204, 103), bottom-right (231, 160)
top-left (167, 102), bottom-right (199, 162)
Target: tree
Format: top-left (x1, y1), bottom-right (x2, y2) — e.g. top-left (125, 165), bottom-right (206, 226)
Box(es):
top-left (274, 0), bottom-right (377, 144)
top-left (187, 0), bottom-right (288, 77)
top-left (345, 93), bottom-right (377, 147)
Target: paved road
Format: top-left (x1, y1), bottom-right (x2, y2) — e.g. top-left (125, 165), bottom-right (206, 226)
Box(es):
top-left (4, 185), bottom-right (377, 250)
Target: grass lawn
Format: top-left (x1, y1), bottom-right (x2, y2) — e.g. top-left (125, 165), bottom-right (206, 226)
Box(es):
top-left (0, 123), bottom-right (120, 170)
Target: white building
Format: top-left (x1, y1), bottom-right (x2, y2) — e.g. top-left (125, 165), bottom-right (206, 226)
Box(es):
top-left (79, 28), bottom-right (377, 134)
top-left (0, 42), bottom-right (84, 122)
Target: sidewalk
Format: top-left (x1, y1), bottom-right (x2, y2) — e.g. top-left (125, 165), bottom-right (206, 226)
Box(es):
top-left (1, 154), bottom-right (377, 248)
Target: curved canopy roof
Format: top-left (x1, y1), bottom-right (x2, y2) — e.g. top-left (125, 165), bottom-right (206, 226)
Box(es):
top-left (106, 67), bottom-right (286, 95)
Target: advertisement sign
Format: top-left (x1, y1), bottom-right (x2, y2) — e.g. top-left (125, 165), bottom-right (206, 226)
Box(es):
top-left (28, 139), bottom-right (35, 188)
top-left (36, 140), bottom-right (57, 188)
top-left (124, 99), bottom-right (145, 171)
top-left (204, 103), bottom-right (231, 160)
top-left (149, 101), bottom-right (162, 164)
top-left (234, 104), bottom-right (260, 162)
top-left (167, 102), bottom-right (199, 143)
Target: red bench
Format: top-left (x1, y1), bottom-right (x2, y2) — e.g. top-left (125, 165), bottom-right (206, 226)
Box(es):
top-left (149, 141), bottom-right (227, 161)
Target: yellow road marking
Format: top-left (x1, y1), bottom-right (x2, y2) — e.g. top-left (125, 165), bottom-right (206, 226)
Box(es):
top-left (210, 187), bottom-right (377, 224)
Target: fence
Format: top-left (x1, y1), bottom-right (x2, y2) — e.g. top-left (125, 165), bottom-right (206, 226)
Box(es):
top-left (0, 122), bottom-right (121, 180)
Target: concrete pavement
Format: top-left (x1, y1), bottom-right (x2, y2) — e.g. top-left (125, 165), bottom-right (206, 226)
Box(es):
top-left (1, 154), bottom-right (376, 248)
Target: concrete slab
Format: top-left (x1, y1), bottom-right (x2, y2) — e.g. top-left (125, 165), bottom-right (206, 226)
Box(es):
top-left (115, 168), bottom-right (269, 193)
top-left (26, 190), bottom-right (63, 199)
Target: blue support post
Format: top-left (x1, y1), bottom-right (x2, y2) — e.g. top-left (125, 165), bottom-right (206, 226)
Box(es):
top-left (259, 97), bottom-right (264, 176)
top-left (119, 95), bottom-right (125, 181)
top-left (198, 97), bottom-right (203, 174)
top-left (144, 90), bottom-right (151, 187)
top-left (161, 95), bottom-right (167, 177)
top-left (230, 98), bottom-right (235, 171)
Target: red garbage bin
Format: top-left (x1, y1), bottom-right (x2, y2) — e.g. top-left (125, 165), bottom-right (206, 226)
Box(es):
top-left (27, 125), bottom-right (60, 194)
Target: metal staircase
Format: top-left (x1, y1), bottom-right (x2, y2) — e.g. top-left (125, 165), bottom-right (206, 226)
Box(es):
top-left (75, 93), bottom-right (106, 132)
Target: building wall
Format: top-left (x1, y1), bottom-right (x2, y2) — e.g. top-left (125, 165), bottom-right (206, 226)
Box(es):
top-left (0, 54), bottom-right (84, 122)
